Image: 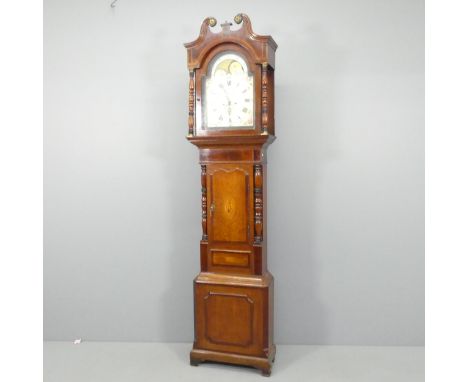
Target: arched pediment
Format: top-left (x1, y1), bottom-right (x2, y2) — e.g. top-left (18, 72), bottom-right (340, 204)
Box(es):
top-left (184, 14), bottom-right (277, 70)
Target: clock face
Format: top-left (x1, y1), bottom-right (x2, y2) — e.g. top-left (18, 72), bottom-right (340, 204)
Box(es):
top-left (203, 52), bottom-right (254, 129)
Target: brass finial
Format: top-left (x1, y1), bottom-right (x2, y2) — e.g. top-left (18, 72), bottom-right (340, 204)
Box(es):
top-left (234, 13), bottom-right (243, 24)
top-left (208, 17), bottom-right (217, 27)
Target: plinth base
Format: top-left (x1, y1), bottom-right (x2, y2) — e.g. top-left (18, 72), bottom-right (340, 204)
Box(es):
top-left (190, 345), bottom-right (276, 376)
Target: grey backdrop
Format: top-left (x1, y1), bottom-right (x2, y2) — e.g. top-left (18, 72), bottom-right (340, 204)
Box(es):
top-left (44, 0), bottom-right (424, 345)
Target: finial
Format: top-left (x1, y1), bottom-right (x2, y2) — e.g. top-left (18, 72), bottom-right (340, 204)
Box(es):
top-left (208, 17), bottom-right (217, 27)
top-left (234, 13), bottom-right (243, 24)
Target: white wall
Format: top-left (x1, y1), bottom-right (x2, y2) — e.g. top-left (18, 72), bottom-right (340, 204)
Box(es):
top-left (44, 0), bottom-right (424, 345)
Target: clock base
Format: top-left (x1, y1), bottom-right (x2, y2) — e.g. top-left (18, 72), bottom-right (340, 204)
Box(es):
top-left (191, 272), bottom-right (275, 375)
top-left (190, 345), bottom-right (276, 376)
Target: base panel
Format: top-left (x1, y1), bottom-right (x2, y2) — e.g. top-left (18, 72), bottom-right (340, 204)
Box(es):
top-left (190, 345), bottom-right (276, 376)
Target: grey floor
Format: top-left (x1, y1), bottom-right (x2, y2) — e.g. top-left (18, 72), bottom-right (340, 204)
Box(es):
top-left (44, 342), bottom-right (424, 382)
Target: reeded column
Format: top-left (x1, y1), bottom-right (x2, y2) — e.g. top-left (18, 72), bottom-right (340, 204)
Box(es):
top-left (201, 165), bottom-right (207, 240)
top-left (261, 63), bottom-right (268, 134)
top-left (188, 70), bottom-right (195, 136)
top-left (254, 164), bottom-right (263, 243)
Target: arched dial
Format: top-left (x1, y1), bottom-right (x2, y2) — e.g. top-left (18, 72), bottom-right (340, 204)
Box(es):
top-left (203, 53), bottom-right (254, 129)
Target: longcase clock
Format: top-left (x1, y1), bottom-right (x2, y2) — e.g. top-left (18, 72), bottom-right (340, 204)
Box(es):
top-left (184, 14), bottom-right (278, 376)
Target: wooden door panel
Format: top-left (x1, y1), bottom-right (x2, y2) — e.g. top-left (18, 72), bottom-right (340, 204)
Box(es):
top-left (194, 283), bottom-right (265, 356)
top-left (205, 292), bottom-right (253, 347)
top-left (207, 165), bottom-right (251, 244)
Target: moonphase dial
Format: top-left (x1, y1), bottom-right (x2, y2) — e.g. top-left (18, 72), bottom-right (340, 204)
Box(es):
top-left (204, 53), bottom-right (254, 129)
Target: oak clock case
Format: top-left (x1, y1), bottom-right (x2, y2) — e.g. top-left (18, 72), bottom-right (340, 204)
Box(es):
top-left (184, 14), bottom-right (277, 376)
